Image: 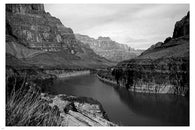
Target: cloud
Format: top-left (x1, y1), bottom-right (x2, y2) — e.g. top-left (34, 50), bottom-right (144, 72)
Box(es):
top-left (44, 4), bottom-right (189, 49)
top-left (131, 4), bottom-right (188, 19)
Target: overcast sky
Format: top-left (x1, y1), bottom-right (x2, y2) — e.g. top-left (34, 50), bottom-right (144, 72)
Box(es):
top-left (45, 4), bottom-right (189, 49)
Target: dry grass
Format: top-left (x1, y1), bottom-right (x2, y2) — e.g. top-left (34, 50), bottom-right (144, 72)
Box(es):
top-left (6, 78), bottom-right (62, 126)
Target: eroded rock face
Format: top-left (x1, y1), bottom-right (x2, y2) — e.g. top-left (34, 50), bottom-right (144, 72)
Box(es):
top-left (75, 34), bottom-right (144, 62)
top-left (6, 4), bottom-right (76, 52)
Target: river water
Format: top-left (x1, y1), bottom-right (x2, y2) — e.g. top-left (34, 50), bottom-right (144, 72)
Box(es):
top-left (51, 74), bottom-right (189, 126)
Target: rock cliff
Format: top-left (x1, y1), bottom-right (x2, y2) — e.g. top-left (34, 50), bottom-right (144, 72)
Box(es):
top-left (6, 4), bottom-right (76, 51)
top-left (6, 4), bottom-right (113, 69)
top-left (100, 12), bottom-right (189, 96)
top-left (75, 34), bottom-right (144, 62)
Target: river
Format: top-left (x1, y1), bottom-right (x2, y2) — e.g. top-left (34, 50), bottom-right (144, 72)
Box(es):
top-left (51, 74), bottom-right (189, 126)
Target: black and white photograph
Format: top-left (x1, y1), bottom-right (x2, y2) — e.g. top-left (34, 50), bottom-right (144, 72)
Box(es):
top-left (2, 0), bottom-right (193, 128)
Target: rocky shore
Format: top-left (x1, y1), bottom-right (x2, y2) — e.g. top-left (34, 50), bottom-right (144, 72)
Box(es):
top-left (97, 73), bottom-right (117, 86)
top-left (41, 93), bottom-right (116, 126)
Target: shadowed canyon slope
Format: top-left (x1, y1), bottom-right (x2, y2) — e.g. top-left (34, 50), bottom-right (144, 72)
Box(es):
top-left (102, 12), bottom-right (189, 96)
top-left (6, 4), bottom-right (113, 69)
top-left (75, 34), bottom-right (144, 62)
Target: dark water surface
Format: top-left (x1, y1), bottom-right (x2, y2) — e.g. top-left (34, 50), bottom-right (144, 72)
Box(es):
top-left (52, 74), bottom-right (189, 126)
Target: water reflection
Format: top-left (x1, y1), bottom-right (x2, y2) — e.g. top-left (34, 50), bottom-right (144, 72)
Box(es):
top-left (116, 88), bottom-right (189, 125)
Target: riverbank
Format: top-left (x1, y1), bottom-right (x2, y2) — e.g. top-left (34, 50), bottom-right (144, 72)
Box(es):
top-left (45, 69), bottom-right (90, 78)
top-left (6, 66), bottom-right (116, 126)
top-left (97, 74), bottom-right (118, 87)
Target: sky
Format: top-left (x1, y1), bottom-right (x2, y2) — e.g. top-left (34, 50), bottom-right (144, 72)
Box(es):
top-left (44, 4), bottom-right (189, 49)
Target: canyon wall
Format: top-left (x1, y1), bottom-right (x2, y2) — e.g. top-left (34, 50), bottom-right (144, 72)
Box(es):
top-left (106, 12), bottom-right (189, 96)
top-left (6, 4), bottom-right (77, 51)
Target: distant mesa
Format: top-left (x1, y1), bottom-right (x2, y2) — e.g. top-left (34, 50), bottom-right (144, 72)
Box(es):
top-left (75, 34), bottom-right (144, 62)
top-left (97, 36), bottom-right (112, 41)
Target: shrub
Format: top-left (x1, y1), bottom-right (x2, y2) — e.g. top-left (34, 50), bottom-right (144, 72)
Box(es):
top-left (6, 76), bottom-right (62, 126)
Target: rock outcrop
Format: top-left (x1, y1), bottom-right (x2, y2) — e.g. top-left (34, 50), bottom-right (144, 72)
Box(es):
top-left (100, 12), bottom-right (189, 96)
top-left (6, 4), bottom-right (113, 69)
top-left (41, 94), bottom-right (116, 126)
top-left (75, 34), bottom-right (144, 62)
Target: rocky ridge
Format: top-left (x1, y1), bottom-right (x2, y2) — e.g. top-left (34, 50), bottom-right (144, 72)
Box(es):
top-left (75, 34), bottom-right (144, 62)
top-left (99, 12), bottom-right (189, 96)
